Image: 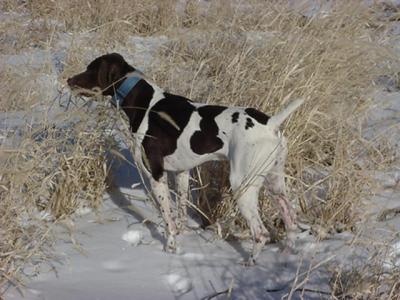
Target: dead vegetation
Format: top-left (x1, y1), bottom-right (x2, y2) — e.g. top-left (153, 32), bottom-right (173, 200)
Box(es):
top-left (1, 0), bottom-right (400, 298)
top-left (0, 104), bottom-right (112, 290)
top-left (328, 235), bottom-right (400, 299)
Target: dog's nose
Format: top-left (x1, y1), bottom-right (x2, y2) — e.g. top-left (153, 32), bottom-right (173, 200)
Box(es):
top-left (67, 77), bottom-right (75, 86)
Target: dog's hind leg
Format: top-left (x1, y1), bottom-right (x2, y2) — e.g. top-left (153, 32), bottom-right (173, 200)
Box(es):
top-left (267, 178), bottom-right (297, 251)
top-left (266, 146), bottom-right (297, 252)
top-left (230, 169), bottom-right (269, 265)
top-left (150, 175), bottom-right (178, 253)
top-left (175, 171), bottom-right (190, 233)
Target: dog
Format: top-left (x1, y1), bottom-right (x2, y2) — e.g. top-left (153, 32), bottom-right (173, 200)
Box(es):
top-left (68, 53), bottom-right (303, 265)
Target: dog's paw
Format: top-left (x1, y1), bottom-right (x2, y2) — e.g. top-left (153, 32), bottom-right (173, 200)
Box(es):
top-left (240, 258), bottom-right (256, 267)
top-left (281, 229), bottom-right (299, 254)
top-left (240, 255), bottom-right (256, 267)
top-left (164, 235), bottom-right (177, 253)
top-left (281, 241), bottom-right (298, 255)
top-left (164, 245), bottom-right (177, 254)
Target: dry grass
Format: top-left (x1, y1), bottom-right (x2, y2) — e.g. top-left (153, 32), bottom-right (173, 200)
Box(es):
top-left (328, 236), bottom-right (400, 299)
top-left (0, 62), bottom-right (56, 111)
top-left (0, 178), bottom-right (54, 294)
top-left (0, 105), bottom-right (112, 290)
top-left (1, 0), bottom-right (400, 296)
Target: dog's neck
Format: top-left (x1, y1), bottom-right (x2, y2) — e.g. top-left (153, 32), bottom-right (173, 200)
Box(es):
top-left (111, 73), bottom-right (143, 107)
top-left (114, 73), bottom-right (156, 133)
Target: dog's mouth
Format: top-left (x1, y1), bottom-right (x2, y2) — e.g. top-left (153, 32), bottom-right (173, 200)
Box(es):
top-left (69, 87), bottom-right (91, 97)
top-left (67, 77), bottom-right (102, 97)
top-left (68, 85), bottom-right (102, 98)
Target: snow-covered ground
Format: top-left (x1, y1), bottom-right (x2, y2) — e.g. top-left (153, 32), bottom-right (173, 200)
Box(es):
top-left (2, 193), bottom-right (330, 300)
top-left (2, 2), bottom-right (400, 299)
top-left (4, 186), bottom-right (398, 299)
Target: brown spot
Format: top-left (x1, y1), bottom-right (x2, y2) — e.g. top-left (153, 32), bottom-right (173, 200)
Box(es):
top-left (190, 105), bottom-right (226, 155)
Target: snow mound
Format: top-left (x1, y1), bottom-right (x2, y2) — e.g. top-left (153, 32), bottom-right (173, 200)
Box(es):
top-left (164, 273), bottom-right (192, 295)
top-left (75, 206), bottom-right (92, 216)
top-left (121, 230), bottom-right (144, 246)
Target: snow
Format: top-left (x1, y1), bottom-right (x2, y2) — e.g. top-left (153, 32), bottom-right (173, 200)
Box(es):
top-left (383, 241), bottom-right (400, 270)
top-left (163, 273), bottom-right (192, 295)
top-left (181, 252), bottom-right (206, 260)
top-left (127, 36), bottom-right (169, 72)
top-left (75, 207), bottom-right (93, 216)
top-left (288, 0), bottom-right (333, 18)
top-left (121, 230), bottom-right (144, 246)
top-left (5, 189), bottom-right (379, 300)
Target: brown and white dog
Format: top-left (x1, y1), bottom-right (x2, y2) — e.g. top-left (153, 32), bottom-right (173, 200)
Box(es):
top-left (68, 53), bottom-right (302, 265)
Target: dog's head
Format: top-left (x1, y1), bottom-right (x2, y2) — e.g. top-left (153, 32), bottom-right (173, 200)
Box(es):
top-left (67, 53), bottom-right (134, 97)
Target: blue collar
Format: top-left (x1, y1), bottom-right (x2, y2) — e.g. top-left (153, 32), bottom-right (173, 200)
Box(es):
top-left (111, 76), bottom-right (141, 107)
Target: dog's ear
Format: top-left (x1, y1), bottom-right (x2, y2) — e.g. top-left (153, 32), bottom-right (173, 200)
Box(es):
top-left (108, 64), bottom-right (122, 86)
top-left (97, 60), bottom-right (110, 90)
top-left (97, 60), bottom-right (122, 90)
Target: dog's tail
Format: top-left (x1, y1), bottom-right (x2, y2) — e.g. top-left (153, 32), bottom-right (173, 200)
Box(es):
top-left (268, 98), bottom-right (304, 130)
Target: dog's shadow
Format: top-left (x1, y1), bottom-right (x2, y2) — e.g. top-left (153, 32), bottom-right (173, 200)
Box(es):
top-left (107, 186), bottom-right (165, 245)
top-left (106, 148), bottom-right (165, 245)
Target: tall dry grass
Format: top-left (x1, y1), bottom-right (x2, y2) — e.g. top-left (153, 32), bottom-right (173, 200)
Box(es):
top-left (1, 0), bottom-right (399, 297)
top-left (0, 105), bottom-right (111, 290)
top-left (0, 177), bottom-right (54, 294)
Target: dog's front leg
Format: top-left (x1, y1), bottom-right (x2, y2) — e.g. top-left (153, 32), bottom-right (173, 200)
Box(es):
top-left (175, 171), bottom-right (189, 232)
top-left (150, 175), bottom-right (178, 253)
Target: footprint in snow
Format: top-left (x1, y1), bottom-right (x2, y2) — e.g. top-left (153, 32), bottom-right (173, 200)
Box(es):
top-left (164, 273), bottom-right (192, 295)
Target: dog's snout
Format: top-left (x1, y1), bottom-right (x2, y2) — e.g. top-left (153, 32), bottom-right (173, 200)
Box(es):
top-left (67, 77), bottom-right (75, 86)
